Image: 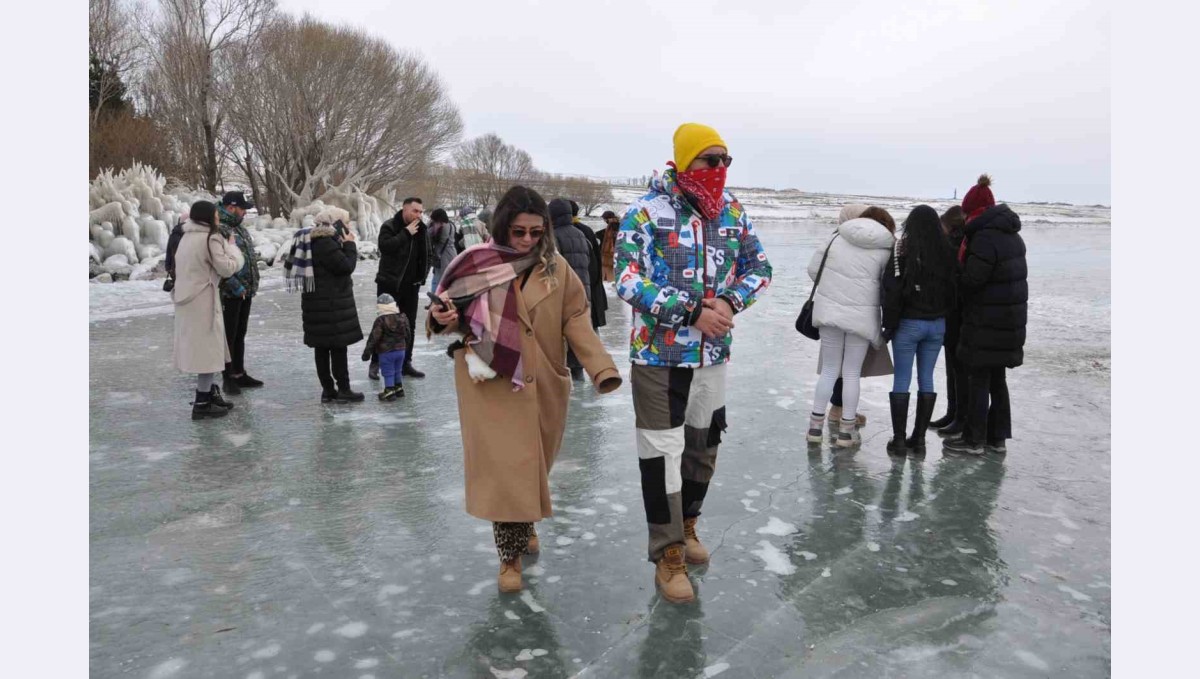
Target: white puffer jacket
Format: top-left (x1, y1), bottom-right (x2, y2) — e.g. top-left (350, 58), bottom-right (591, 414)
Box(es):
top-left (807, 217), bottom-right (895, 348)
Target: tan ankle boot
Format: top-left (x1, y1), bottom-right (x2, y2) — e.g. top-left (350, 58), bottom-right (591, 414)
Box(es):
top-left (683, 517), bottom-right (709, 565)
top-left (525, 527), bottom-right (540, 554)
top-left (655, 545), bottom-right (695, 603)
top-left (829, 405), bottom-right (867, 426)
top-left (498, 558), bottom-right (522, 593)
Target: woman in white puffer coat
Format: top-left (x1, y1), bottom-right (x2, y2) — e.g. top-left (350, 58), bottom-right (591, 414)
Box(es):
top-left (806, 206), bottom-right (896, 447)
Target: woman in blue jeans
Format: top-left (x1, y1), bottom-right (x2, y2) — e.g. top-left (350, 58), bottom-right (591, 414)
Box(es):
top-left (882, 205), bottom-right (957, 455)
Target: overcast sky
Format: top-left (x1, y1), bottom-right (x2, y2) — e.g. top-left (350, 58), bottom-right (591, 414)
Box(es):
top-left (278, 0), bottom-right (1109, 205)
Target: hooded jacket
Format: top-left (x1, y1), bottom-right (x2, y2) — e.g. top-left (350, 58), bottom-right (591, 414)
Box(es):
top-left (615, 168), bottom-right (772, 368)
top-left (301, 224), bottom-right (364, 349)
top-left (957, 204), bottom-right (1027, 368)
top-left (217, 205), bottom-right (259, 299)
top-left (807, 217), bottom-right (895, 348)
top-left (549, 198), bottom-right (594, 303)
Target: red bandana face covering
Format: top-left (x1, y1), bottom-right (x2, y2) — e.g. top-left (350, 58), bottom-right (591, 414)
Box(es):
top-left (675, 164), bottom-right (728, 220)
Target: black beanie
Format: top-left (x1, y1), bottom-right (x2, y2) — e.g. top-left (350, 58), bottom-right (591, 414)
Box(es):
top-left (190, 200), bottom-right (218, 227)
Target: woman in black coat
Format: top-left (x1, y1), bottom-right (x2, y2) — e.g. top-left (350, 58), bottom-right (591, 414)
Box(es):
top-left (292, 217), bottom-right (365, 402)
top-left (933, 205), bottom-right (968, 433)
top-left (943, 203), bottom-right (1027, 455)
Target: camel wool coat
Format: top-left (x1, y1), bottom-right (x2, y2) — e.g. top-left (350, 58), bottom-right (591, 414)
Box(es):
top-left (172, 221), bottom-right (245, 374)
top-left (432, 254), bottom-right (622, 523)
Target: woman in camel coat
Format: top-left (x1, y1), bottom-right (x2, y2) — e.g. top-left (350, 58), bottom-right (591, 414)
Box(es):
top-left (429, 185), bottom-right (621, 593)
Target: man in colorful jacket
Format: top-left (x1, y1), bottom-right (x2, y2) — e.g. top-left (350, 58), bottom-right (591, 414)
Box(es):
top-left (615, 123), bottom-right (772, 603)
top-left (217, 191), bottom-right (263, 394)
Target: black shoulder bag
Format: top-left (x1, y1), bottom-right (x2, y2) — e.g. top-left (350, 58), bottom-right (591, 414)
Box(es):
top-left (795, 234), bottom-right (839, 340)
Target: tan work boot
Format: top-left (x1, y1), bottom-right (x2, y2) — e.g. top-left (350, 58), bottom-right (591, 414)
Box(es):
top-left (683, 517), bottom-right (709, 565)
top-left (498, 557), bottom-right (523, 593)
top-left (655, 545), bottom-right (695, 603)
top-left (525, 527), bottom-right (540, 554)
top-left (829, 405), bottom-right (867, 426)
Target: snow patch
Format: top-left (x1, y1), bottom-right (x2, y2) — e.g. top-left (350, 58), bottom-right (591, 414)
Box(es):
top-left (334, 621), bottom-right (368, 638)
top-left (519, 590), bottom-right (546, 613)
top-left (314, 650), bottom-right (336, 662)
top-left (703, 663), bottom-right (732, 677)
top-left (148, 658), bottom-right (188, 678)
top-left (251, 644), bottom-right (281, 659)
top-left (756, 517), bottom-right (798, 536)
top-left (751, 541), bottom-right (796, 575)
top-left (1014, 649), bottom-right (1050, 671)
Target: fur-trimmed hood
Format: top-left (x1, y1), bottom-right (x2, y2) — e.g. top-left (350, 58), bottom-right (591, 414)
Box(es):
top-left (310, 224), bottom-right (338, 239)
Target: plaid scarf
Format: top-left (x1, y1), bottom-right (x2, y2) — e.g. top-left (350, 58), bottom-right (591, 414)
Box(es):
top-left (285, 226), bottom-right (318, 292)
top-left (435, 243), bottom-right (538, 390)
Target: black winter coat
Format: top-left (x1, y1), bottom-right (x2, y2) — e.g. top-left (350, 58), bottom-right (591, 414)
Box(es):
top-left (944, 227), bottom-right (966, 351)
top-left (549, 202), bottom-right (593, 303)
top-left (957, 204), bottom-right (1027, 368)
top-left (882, 247), bottom-right (956, 333)
top-left (573, 221), bottom-right (608, 328)
top-left (301, 226), bottom-right (364, 349)
top-left (376, 215), bottom-right (431, 291)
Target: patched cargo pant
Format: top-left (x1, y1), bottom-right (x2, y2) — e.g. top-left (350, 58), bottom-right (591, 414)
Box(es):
top-left (631, 363), bottom-right (727, 562)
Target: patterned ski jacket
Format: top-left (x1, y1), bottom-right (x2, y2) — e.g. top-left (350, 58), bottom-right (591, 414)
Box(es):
top-left (217, 206), bottom-right (259, 299)
top-left (615, 168), bottom-right (772, 367)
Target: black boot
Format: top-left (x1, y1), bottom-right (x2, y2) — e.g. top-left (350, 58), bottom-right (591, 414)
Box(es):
top-left (886, 392), bottom-right (909, 455)
top-left (930, 409), bottom-right (955, 430)
top-left (234, 373), bottom-right (264, 388)
top-left (368, 359), bottom-right (380, 381)
top-left (937, 417), bottom-right (965, 437)
top-left (402, 364), bottom-right (426, 379)
top-left (906, 392), bottom-right (937, 455)
top-left (320, 387), bottom-right (337, 403)
top-left (570, 366), bottom-right (585, 381)
top-left (222, 370), bottom-right (242, 395)
top-left (209, 384), bottom-right (235, 410)
top-left (191, 390), bottom-right (228, 420)
top-left (335, 382), bottom-right (365, 402)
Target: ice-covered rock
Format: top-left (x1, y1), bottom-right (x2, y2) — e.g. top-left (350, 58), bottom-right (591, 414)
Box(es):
top-left (92, 273), bottom-right (113, 283)
top-left (90, 241), bottom-right (105, 264)
top-left (271, 217), bottom-right (289, 230)
top-left (257, 242), bottom-right (278, 264)
top-left (90, 201), bottom-right (125, 228)
top-left (104, 237), bottom-right (138, 264)
top-left (103, 254), bottom-right (130, 269)
top-left (357, 241), bottom-right (379, 259)
top-left (136, 243), bottom-right (163, 261)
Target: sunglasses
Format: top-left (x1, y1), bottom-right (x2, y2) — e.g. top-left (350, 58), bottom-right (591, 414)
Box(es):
top-left (696, 154), bottom-right (733, 168)
top-left (510, 227), bottom-right (545, 240)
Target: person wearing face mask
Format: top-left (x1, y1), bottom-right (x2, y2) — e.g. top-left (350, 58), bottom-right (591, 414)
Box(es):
top-left (615, 122), bottom-right (773, 603)
top-left (216, 191), bottom-right (263, 395)
top-left (427, 185), bottom-right (621, 593)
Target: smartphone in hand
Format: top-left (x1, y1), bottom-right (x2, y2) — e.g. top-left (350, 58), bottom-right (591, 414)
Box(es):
top-left (426, 290), bottom-right (449, 310)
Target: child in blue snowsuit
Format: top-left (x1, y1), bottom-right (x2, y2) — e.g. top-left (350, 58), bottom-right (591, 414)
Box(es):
top-left (362, 294), bottom-right (410, 400)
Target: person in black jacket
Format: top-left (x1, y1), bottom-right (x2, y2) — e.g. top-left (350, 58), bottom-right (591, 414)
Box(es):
top-left (881, 205), bottom-right (957, 455)
top-left (943, 175), bottom-right (1027, 455)
top-left (549, 198), bottom-right (596, 380)
top-left (374, 197), bottom-right (431, 379)
top-left (290, 216), bottom-right (365, 402)
top-left (569, 200), bottom-right (608, 332)
top-left (933, 205), bottom-right (968, 432)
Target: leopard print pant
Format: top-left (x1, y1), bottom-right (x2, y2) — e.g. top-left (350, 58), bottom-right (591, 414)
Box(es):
top-left (493, 522), bottom-right (533, 563)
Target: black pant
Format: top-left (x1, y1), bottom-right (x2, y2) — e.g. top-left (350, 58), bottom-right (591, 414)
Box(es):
top-left (965, 366), bottom-right (1011, 444)
top-left (831, 378), bottom-right (844, 407)
top-left (944, 345), bottom-right (969, 421)
top-left (314, 347), bottom-right (350, 391)
top-left (376, 282), bottom-right (420, 369)
top-left (222, 296), bottom-right (252, 374)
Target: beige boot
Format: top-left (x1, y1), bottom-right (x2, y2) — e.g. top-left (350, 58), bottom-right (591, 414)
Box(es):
top-left (683, 517), bottom-right (710, 565)
top-left (498, 557), bottom-right (523, 593)
top-left (655, 545), bottom-right (695, 603)
top-left (829, 405), bottom-right (867, 426)
top-left (525, 527), bottom-right (540, 555)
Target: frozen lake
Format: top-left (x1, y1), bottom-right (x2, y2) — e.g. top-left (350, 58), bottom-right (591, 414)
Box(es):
top-left (90, 217), bottom-right (1110, 678)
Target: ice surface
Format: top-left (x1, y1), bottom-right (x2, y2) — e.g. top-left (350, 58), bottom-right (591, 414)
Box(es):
top-left (90, 222), bottom-right (1110, 678)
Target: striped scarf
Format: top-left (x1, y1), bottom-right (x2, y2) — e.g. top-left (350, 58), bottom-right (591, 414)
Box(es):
top-left (285, 226), bottom-right (318, 292)
top-left (435, 244), bottom-right (538, 391)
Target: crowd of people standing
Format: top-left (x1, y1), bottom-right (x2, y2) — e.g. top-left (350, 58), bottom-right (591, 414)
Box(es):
top-left (167, 122), bottom-right (1028, 601)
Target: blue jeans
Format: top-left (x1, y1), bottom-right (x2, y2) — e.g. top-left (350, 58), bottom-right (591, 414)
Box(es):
top-left (379, 349), bottom-right (407, 388)
top-left (891, 318), bottom-right (945, 393)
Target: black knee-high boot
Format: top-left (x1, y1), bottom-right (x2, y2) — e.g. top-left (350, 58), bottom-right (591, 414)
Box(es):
top-left (886, 392), bottom-right (909, 455)
top-left (907, 392), bottom-right (938, 454)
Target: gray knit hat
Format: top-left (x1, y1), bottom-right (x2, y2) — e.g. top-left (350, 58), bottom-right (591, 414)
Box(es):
top-left (376, 293), bottom-right (396, 305)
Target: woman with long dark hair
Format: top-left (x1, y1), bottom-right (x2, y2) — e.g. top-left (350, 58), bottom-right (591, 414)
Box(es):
top-left (428, 185), bottom-right (621, 593)
top-left (882, 205), bottom-right (957, 454)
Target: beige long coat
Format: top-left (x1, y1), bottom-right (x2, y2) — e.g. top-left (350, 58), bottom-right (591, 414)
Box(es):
top-left (172, 221), bottom-right (245, 374)
top-left (432, 254), bottom-right (621, 523)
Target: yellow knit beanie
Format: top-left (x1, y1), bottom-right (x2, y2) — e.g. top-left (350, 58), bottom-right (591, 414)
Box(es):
top-left (673, 123), bottom-right (727, 171)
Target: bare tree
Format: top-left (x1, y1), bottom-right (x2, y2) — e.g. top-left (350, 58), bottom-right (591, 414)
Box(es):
top-left (142, 0), bottom-right (277, 192)
top-left (571, 177), bottom-right (615, 216)
top-left (90, 0), bottom-right (147, 123)
top-left (451, 133), bottom-right (537, 206)
top-left (222, 16), bottom-right (462, 216)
